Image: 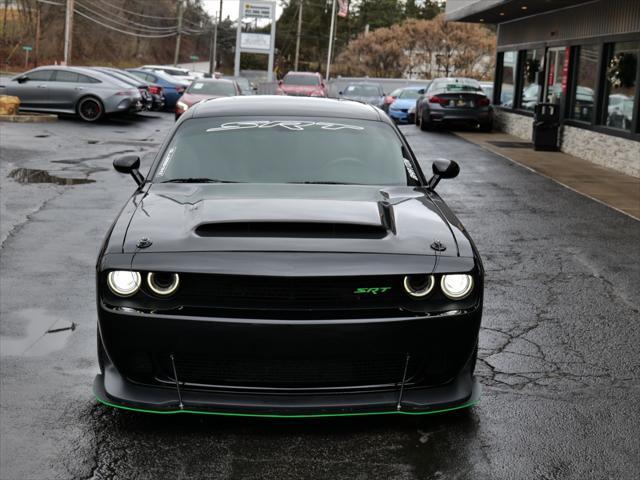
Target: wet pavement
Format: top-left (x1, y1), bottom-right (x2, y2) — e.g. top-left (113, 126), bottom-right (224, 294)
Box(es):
top-left (1, 113), bottom-right (638, 479)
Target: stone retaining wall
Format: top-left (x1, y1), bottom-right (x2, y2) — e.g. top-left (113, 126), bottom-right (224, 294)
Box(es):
top-left (495, 110), bottom-right (640, 178)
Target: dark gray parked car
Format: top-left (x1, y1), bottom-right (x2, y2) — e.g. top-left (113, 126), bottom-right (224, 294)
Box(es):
top-left (0, 66), bottom-right (142, 122)
top-left (338, 82), bottom-right (385, 108)
top-left (416, 78), bottom-right (493, 132)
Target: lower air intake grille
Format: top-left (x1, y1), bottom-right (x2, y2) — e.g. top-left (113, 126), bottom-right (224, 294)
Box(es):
top-left (157, 353), bottom-right (423, 389)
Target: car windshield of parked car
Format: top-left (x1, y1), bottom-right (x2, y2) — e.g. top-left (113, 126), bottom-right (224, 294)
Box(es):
top-left (154, 117), bottom-right (416, 186)
top-left (344, 84), bottom-right (381, 96)
top-left (398, 89), bottom-right (421, 99)
top-left (284, 75), bottom-right (320, 86)
top-left (187, 81), bottom-right (236, 96)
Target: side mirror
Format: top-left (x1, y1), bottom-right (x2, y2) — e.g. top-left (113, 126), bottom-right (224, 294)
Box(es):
top-left (428, 158), bottom-right (459, 189)
top-left (418, 88), bottom-right (425, 94)
top-left (113, 155), bottom-right (144, 187)
top-left (278, 80), bottom-right (283, 86)
top-left (16, 75), bottom-right (29, 83)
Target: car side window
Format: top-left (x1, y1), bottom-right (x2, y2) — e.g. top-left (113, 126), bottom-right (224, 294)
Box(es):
top-left (52, 71), bottom-right (79, 82)
top-left (23, 70), bottom-right (54, 81)
top-left (77, 73), bottom-right (100, 83)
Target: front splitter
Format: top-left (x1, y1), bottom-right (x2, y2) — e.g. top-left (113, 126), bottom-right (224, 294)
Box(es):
top-left (93, 368), bottom-right (481, 419)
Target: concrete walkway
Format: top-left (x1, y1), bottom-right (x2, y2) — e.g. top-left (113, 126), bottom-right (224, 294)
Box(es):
top-left (454, 130), bottom-right (640, 220)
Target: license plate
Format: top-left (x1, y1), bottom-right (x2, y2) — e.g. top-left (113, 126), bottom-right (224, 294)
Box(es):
top-left (456, 99), bottom-right (467, 107)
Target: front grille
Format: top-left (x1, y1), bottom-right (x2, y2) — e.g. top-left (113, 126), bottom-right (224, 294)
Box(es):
top-left (180, 274), bottom-right (405, 311)
top-left (156, 353), bottom-right (423, 389)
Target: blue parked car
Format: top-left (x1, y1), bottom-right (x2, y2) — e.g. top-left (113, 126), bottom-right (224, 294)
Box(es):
top-left (126, 69), bottom-right (189, 109)
top-left (388, 86), bottom-right (427, 124)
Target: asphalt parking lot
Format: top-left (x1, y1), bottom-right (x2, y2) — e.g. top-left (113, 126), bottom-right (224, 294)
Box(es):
top-left (1, 112), bottom-right (639, 480)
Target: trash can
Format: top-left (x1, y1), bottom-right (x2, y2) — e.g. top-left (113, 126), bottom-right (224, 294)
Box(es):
top-left (532, 103), bottom-right (560, 151)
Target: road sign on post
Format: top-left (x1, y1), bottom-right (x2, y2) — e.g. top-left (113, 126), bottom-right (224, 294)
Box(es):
top-left (23, 46), bottom-right (33, 68)
top-left (234, 0), bottom-right (276, 81)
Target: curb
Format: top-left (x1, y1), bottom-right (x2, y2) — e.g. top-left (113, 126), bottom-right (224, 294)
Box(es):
top-left (0, 113), bottom-right (58, 123)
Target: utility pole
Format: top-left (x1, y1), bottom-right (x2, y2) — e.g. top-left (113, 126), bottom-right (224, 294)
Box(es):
top-left (210, 0), bottom-right (223, 75)
top-left (63, 0), bottom-right (74, 65)
top-left (325, 0), bottom-right (336, 80)
top-left (294, 0), bottom-right (303, 71)
top-left (35, 3), bottom-right (41, 66)
top-left (174, 0), bottom-right (183, 66)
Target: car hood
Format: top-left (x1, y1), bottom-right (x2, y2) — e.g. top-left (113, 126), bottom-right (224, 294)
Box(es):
top-left (123, 184), bottom-right (460, 256)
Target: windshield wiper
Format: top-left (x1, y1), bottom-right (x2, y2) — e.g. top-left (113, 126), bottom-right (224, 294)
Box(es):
top-left (161, 178), bottom-right (240, 183)
top-left (288, 181), bottom-right (352, 185)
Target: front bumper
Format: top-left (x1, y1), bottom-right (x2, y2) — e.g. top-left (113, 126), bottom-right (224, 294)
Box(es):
top-left (389, 109), bottom-right (410, 123)
top-left (95, 304), bottom-right (481, 417)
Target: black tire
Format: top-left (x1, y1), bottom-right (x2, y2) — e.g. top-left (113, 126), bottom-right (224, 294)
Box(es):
top-left (414, 108), bottom-right (420, 126)
top-left (77, 96), bottom-right (104, 122)
top-left (419, 113), bottom-right (432, 131)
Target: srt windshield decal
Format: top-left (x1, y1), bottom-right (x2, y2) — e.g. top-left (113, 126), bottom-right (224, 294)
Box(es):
top-left (157, 146), bottom-right (176, 177)
top-left (206, 121), bottom-right (365, 133)
top-left (403, 159), bottom-right (418, 181)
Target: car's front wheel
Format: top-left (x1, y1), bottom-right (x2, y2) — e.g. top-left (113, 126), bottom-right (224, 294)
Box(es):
top-left (77, 96), bottom-right (104, 122)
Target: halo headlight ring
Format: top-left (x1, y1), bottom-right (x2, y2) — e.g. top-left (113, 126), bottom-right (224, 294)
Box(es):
top-left (107, 270), bottom-right (141, 297)
top-left (403, 274), bottom-right (435, 298)
top-left (440, 274), bottom-right (474, 300)
top-left (147, 272), bottom-right (180, 296)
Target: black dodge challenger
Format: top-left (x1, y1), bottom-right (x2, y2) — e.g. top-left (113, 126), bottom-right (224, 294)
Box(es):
top-left (94, 96), bottom-right (483, 417)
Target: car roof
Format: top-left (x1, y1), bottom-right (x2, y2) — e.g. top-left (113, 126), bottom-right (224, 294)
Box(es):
top-left (27, 65), bottom-right (128, 85)
top-left (193, 78), bottom-right (235, 84)
top-left (190, 96), bottom-right (383, 121)
top-left (285, 71), bottom-right (320, 76)
top-left (402, 85), bottom-right (427, 90)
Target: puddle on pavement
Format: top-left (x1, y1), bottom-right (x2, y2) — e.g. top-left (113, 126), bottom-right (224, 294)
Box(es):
top-left (0, 308), bottom-right (76, 356)
top-left (8, 168), bottom-right (95, 185)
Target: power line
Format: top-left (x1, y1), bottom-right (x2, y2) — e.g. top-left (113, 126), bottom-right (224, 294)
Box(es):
top-left (87, 0), bottom-right (179, 20)
top-left (76, 1), bottom-right (178, 32)
top-left (73, 8), bottom-right (178, 37)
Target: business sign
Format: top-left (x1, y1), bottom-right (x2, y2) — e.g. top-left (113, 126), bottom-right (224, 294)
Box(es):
top-left (240, 33), bottom-right (271, 51)
top-left (22, 46), bottom-right (32, 51)
top-left (244, 3), bottom-right (272, 19)
top-left (235, 0), bottom-right (276, 80)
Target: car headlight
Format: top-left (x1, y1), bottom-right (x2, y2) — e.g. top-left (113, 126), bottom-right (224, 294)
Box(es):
top-left (440, 274), bottom-right (474, 300)
top-left (176, 100), bottom-right (189, 111)
top-left (147, 272), bottom-right (180, 296)
top-left (403, 274), bottom-right (435, 298)
top-left (107, 270), bottom-right (141, 297)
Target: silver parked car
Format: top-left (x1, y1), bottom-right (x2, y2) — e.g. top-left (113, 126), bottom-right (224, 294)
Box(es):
top-left (0, 66), bottom-right (142, 122)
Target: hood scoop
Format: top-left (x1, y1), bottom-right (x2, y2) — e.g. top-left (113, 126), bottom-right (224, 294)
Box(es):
top-left (195, 221), bottom-right (388, 239)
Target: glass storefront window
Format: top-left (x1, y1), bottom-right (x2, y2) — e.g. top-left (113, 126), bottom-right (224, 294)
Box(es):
top-left (604, 41), bottom-right (638, 131)
top-left (518, 48), bottom-right (544, 111)
top-left (570, 45), bottom-right (599, 122)
top-left (544, 47), bottom-right (570, 106)
top-left (499, 51), bottom-right (517, 107)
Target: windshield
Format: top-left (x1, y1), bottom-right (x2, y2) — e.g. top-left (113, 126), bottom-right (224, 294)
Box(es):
top-left (344, 84), bottom-right (381, 96)
top-left (399, 89), bottom-right (421, 99)
top-left (154, 117), bottom-right (417, 185)
top-left (187, 81), bottom-right (236, 96)
top-left (283, 75), bottom-right (320, 86)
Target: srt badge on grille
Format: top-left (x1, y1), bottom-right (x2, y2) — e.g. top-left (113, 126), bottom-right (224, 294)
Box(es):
top-left (354, 287), bottom-right (392, 295)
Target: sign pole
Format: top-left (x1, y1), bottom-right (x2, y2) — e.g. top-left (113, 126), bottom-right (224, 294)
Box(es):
top-left (326, 0), bottom-right (336, 80)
